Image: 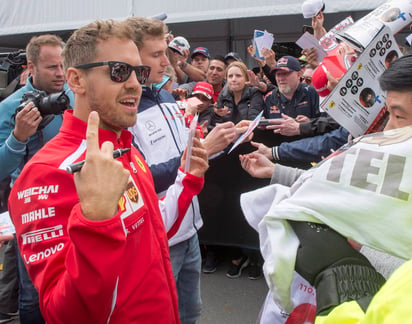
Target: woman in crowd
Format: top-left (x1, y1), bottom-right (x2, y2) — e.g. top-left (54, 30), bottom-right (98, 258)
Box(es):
top-left (213, 61), bottom-right (264, 125)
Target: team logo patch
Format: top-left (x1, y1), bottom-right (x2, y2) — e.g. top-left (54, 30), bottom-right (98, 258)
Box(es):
top-left (118, 195), bottom-right (126, 213)
top-left (270, 105), bottom-right (280, 114)
top-left (118, 176), bottom-right (146, 236)
top-left (21, 225), bottom-right (63, 245)
top-left (145, 120), bottom-right (156, 131)
top-left (134, 155), bottom-right (146, 172)
top-left (126, 181), bottom-right (139, 204)
top-left (277, 57), bottom-right (288, 66)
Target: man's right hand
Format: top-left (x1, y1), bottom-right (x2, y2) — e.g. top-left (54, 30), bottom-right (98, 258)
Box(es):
top-left (312, 11), bottom-right (327, 41)
top-left (261, 48), bottom-right (277, 69)
top-left (247, 45), bottom-right (266, 67)
top-left (13, 102), bottom-right (42, 142)
top-left (301, 47), bottom-right (319, 68)
top-left (180, 132), bottom-right (209, 178)
top-left (326, 71), bottom-right (339, 93)
top-left (74, 111), bottom-right (130, 221)
top-left (203, 121), bottom-right (236, 156)
top-left (266, 113), bottom-right (301, 136)
top-left (250, 141), bottom-right (272, 159)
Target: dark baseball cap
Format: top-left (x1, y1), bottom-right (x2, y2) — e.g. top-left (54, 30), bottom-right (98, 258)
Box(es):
top-left (224, 52), bottom-right (242, 62)
top-left (191, 47), bottom-right (211, 59)
top-left (271, 56), bottom-right (302, 73)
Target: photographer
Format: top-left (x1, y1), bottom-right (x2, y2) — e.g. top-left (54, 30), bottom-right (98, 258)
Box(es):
top-left (0, 34), bottom-right (73, 324)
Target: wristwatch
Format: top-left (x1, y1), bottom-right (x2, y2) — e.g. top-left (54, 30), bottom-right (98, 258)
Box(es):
top-left (178, 61), bottom-right (188, 69)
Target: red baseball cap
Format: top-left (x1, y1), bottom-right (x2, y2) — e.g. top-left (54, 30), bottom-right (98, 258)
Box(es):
top-left (192, 82), bottom-right (214, 100)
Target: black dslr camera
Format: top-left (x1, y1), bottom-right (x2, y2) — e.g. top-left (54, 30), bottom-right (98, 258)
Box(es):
top-left (16, 90), bottom-right (70, 129)
top-left (17, 90), bottom-right (70, 115)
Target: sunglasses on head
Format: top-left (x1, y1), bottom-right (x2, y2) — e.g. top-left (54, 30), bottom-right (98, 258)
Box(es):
top-left (75, 61), bottom-right (151, 84)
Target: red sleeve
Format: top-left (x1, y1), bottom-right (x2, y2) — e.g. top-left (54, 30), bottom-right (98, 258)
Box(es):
top-left (9, 164), bottom-right (127, 323)
top-left (184, 113), bottom-right (204, 138)
top-left (158, 167), bottom-right (204, 238)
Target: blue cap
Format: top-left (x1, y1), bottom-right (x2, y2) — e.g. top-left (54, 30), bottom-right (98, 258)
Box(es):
top-left (272, 56), bottom-right (301, 72)
top-left (191, 47), bottom-right (211, 59)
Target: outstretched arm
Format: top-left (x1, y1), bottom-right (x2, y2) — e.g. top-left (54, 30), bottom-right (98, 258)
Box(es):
top-left (239, 151), bottom-right (275, 179)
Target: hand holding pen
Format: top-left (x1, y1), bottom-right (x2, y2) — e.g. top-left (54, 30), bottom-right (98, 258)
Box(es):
top-left (73, 111), bottom-right (130, 221)
top-left (67, 148), bottom-right (130, 173)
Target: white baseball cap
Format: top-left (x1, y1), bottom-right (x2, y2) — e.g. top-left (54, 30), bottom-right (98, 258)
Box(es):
top-left (302, 0), bottom-right (325, 19)
top-left (168, 36), bottom-right (190, 56)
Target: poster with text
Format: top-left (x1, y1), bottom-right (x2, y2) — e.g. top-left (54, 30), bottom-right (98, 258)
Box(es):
top-left (321, 25), bottom-right (402, 137)
top-left (336, 0), bottom-right (412, 51)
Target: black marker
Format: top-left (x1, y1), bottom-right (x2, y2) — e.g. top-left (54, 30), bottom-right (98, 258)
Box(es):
top-left (66, 148), bottom-right (131, 174)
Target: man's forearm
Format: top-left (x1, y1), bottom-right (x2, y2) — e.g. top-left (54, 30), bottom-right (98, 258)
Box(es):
top-left (179, 62), bottom-right (206, 82)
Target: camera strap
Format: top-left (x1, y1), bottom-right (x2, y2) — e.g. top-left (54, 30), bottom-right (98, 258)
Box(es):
top-left (38, 115), bottom-right (55, 130)
top-left (0, 76), bottom-right (20, 100)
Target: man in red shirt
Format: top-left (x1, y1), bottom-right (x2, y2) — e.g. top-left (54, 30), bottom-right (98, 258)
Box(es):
top-left (8, 19), bottom-right (208, 323)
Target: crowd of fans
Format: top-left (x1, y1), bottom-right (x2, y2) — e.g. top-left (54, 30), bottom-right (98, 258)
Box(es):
top-left (1, 0), bottom-right (412, 323)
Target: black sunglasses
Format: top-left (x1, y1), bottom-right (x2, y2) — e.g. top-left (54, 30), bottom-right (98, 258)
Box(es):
top-left (75, 61), bottom-right (151, 84)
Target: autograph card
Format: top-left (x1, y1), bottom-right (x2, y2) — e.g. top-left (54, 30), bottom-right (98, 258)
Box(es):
top-left (253, 30), bottom-right (274, 60)
top-left (228, 111), bottom-right (263, 154)
top-left (296, 32), bottom-right (327, 61)
top-left (184, 113), bottom-right (199, 172)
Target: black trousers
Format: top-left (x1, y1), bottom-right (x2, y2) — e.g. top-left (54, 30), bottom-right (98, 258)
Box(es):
top-left (0, 239), bottom-right (18, 315)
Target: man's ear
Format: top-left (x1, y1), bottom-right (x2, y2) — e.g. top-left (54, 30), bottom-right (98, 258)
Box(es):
top-left (27, 61), bottom-right (35, 75)
top-left (66, 67), bottom-right (86, 94)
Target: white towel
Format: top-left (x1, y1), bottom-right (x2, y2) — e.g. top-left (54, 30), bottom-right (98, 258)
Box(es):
top-left (241, 126), bottom-right (412, 313)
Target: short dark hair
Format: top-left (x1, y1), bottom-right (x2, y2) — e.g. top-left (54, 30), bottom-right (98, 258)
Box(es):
top-left (212, 55), bottom-right (227, 66)
top-left (379, 54), bottom-right (412, 92)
